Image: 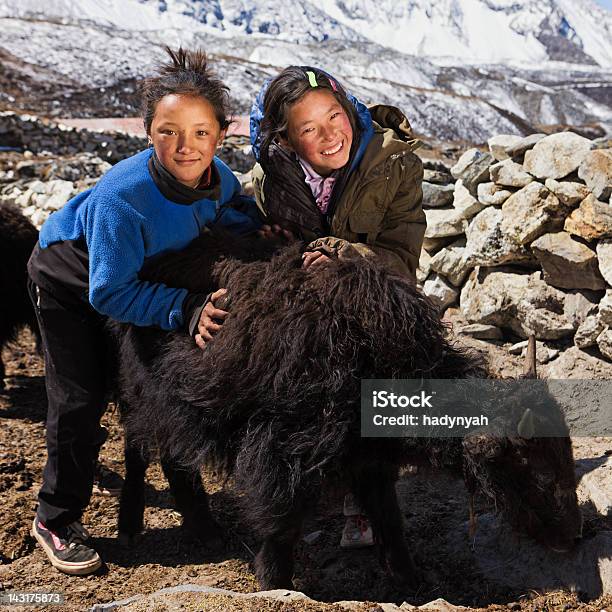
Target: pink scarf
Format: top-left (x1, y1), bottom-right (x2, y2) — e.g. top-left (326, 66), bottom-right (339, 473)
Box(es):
top-left (298, 157), bottom-right (336, 214)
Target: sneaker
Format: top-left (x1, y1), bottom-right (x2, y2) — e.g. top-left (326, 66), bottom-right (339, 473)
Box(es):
top-left (31, 518), bottom-right (102, 575)
top-left (92, 462), bottom-right (124, 497)
top-left (340, 515), bottom-right (374, 549)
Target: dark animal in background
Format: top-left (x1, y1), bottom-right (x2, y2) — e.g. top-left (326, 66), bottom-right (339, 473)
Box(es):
top-left (112, 231), bottom-right (582, 591)
top-left (461, 338), bottom-right (582, 554)
top-left (0, 203), bottom-right (40, 387)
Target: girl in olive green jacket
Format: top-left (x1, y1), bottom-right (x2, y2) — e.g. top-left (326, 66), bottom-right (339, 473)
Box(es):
top-left (250, 65), bottom-right (425, 280)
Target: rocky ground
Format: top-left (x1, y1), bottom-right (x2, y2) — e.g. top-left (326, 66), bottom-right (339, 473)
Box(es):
top-left (0, 48), bottom-right (141, 120)
top-left (0, 322), bottom-right (611, 612)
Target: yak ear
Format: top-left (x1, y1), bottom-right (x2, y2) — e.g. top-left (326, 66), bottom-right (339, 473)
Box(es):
top-left (517, 408), bottom-right (536, 439)
top-left (463, 433), bottom-right (506, 461)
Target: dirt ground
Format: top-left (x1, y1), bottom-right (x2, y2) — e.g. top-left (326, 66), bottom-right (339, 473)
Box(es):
top-left (0, 327), bottom-right (611, 612)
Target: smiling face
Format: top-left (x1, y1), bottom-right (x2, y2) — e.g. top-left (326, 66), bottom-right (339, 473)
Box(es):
top-left (149, 94), bottom-right (225, 188)
top-left (282, 89), bottom-right (353, 177)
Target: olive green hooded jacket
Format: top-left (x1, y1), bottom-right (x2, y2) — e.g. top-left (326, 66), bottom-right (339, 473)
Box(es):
top-left (252, 104), bottom-right (426, 280)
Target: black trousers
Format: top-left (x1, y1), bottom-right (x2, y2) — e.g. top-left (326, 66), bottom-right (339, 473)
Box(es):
top-left (28, 279), bottom-right (110, 529)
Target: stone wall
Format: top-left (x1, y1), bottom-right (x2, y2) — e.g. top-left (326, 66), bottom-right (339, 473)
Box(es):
top-left (0, 111), bottom-right (254, 172)
top-left (418, 132), bottom-right (612, 362)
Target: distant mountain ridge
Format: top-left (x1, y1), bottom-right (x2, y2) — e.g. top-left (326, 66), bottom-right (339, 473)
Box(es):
top-left (0, 0), bottom-right (610, 142)
top-left (3, 0), bottom-right (611, 66)
top-left (140, 0), bottom-right (612, 66)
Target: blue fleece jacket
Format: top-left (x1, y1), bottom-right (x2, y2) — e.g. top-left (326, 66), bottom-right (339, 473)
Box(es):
top-left (39, 148), bottom-right (261, 330)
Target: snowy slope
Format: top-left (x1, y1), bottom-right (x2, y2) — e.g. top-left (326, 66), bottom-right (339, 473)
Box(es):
top-left (554, 0), bottom-right (612, 67)
top-left (0, 0), bottom-right (367, 42)
top-left (316, 0), bottom-right (612, 66)
top-left (0, 0), bottom-right (215, 33)
top-left (318, 0), bottom-right (548, 64)
top-left (2, 0), bottom-right (610, 65)
top-left (0, 0), bottom-right (610, 141)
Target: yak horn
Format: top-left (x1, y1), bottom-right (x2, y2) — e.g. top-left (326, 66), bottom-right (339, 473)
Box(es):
top-left (517, 408), bottom-right (536, 439)
top-left (523, 334), bottom-right (537, 379)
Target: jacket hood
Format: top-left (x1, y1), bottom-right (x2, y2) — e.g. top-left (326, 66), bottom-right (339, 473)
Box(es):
top-left (249, 69), bottom-right (374, 172)
top-left (368, 104), bottom-right (420, 147)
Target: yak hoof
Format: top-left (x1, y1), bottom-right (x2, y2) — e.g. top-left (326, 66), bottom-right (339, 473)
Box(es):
top-left (387, 562), bottom-right (423, 591)
top-left (255, 573), bottom-right (295, 591)
top-left (261, 579), bottom-right (295, 591)
top-left (254, 550), bottom-right (295, 591)
top-left (385, 549), bottom-right (423, 591)
top-left (182, 516), bottom-right (225, 552)
top-left (117, 532), bottom-right (138, 547)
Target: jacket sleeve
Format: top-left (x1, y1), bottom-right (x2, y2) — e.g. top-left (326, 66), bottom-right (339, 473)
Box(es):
top-left (86, 194), bottom-right (188, 330)
top-left (215, 166), bottom-right (264, 234)
top-left (308, 153), bottom-right (426, 280)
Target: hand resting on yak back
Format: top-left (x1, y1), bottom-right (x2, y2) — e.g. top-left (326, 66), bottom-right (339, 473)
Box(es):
top-left (195, 225), bottom-right (291, 349)
top-left (195, 288), bottom-right (230, 350)
top-left (257, 223), bottom-right (331, 270)
top-left (195, 226), bottom-right (331, 349)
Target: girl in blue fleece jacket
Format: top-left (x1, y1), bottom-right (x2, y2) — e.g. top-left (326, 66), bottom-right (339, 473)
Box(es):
top-left (28, 47), bottom-right (261, 575)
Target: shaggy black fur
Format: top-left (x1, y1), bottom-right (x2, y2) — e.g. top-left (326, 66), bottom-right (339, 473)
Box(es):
top-left (112, 230), bottom-right (581, 590)
top-left (461, 383), bottom-right (582, 553)
top-left (0, 203), bottom-right (39, 387)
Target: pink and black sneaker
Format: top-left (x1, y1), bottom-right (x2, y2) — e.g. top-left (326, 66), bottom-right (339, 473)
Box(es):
top-left (31, 517), bottom-right (101, 575)
top-left (340, 493), bottom-right (374, 548)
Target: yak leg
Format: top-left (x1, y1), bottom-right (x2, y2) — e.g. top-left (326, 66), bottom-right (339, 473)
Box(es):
top-left (160, 457), bottom-right (223, 550)
top-left (254, 516), bottom-right (303, 590)
top-left (351, 462), bottom-right (421, 590)
top-left (252, 491), bottom-right (310, 589)
top-left (239, 440), bottom-right (314, 589)
top-left (117, 432), bottom-right (149, 545)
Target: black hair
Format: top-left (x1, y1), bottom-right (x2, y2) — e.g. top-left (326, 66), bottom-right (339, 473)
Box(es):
top-left (258, 66), bottom-right (360, 168)
top-left (140, 46), bottom-right (231, 134)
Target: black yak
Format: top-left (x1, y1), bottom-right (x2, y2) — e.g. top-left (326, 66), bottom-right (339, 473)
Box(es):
top-left (0, 202), bottom-right (40, 387)
top-left (112, 230), bottom-right (582, 590)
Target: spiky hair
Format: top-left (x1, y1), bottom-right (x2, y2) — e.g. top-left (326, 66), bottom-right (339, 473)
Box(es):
top-left (140, 46), bottom-right (231, 134)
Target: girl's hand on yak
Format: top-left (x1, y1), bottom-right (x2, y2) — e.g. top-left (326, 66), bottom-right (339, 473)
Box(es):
top-left (302, 251), bottom-right (331, 269)
top-left (257, 223), bottom-right (295, 242)
top-left (195, 288), bottom-right (229, 351)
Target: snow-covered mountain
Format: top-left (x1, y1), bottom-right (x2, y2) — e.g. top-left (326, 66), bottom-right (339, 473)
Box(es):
top-left (3, 0), bottom-right (611, 65)
top-left (318, 0), bottom-right (612, 67)
top-left (157, 0), bottom-right (612, 66)
top-left (0, 0), bottom-right (610, 142)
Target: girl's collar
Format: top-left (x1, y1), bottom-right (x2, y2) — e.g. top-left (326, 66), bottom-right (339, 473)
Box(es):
top-left (148, 150), bottom-right (221, 205)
